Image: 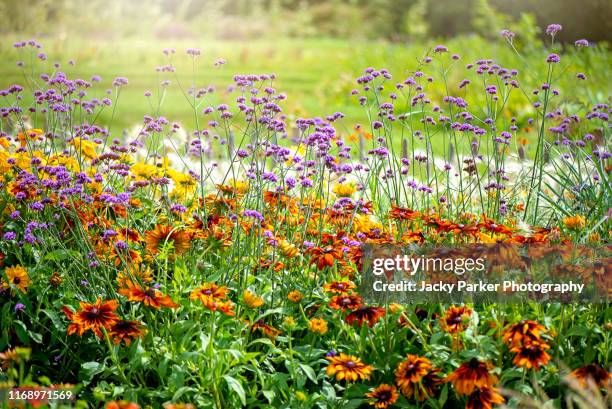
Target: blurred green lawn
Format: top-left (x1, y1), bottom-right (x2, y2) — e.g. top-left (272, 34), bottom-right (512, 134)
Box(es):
top-left (0, 36), bottom-right (610, 140)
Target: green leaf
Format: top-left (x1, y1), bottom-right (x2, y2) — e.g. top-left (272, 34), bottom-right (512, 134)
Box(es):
top-left (566, 326), bottom-right (589, 337)
top-left (224, 375), bottom-right (246, 406)
top-left (28, 331), bottom-right (43, 344)
top-left (262, 389), bottom-right (276, 404)
top-left (13, 320), bottom-right (29, 343)
top-left (41, 309), bottom-right (64, 330)
top-left (438, 383), bottom-right (448, 406)
top-left (321, 381), bottom-right (336, 401)
top-left (43, 249), bottom-right (80, 262)
top-left (342, 399), bottom-right (364, 409)
top-left (298, 363), bottom-right (317, 384)
top-left (172, 386), bottom-right (197, 401)
top-left (80, 361), bottom-right (105, 382)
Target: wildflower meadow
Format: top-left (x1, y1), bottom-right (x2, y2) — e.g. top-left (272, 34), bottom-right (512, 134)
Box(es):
top-left (0, 8), bottom-right (611, 409)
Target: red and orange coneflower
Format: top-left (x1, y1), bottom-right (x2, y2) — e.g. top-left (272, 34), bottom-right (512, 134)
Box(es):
top-left (568, 363), bottom-right (611, 388)
top-left (445, 358), bottom-right (498, 395)
top-left (190, 282), bottom-right (229, 303)
top-left (395, 355), bottom-right (441, 400)
top-left (323, 280), bottom-right (356, 295)
top-left (328, 294), bottom-right (362, 311)
top-left (144, 224), bottom-right (191, 256)
top-left (116, 267), bottom-right (153, 288)
top-left (365, 384), bottom-right (399, 408)
top-left (510, 340), bottom-right (551, 370)
top-left (466, 386), bottom-right (505, 409)
top-left (440, 305), bottom-right (472, 333)
top-left (389, 205), bottom-right (420, 221)
top-left (307, 245), bottom-right (343, 270)
top-left (502, 320), bottom-right (547, 348)
top-left (252, 321), bottom-right (281, 339)
top-left (326, 353), bottom-right (373, 382)
top-left (119, 281), bottom-right (179, 309)
top-left (111, 248), bottom-right (143, 267)
top-left (345, 306), bottom-right (385, 327)
top-left (109, 320), bottom-right (145, 346)
top-left (62, 299), bottom-right (120, 338)
top-left (190, 282), bottom-right (235, 316)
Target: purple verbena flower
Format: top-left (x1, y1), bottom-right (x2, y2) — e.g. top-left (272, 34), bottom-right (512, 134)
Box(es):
top-left (546, 24), bottom-right (563, 36)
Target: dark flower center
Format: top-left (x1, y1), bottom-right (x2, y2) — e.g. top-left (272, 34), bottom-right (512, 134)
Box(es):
top-left (12, 277), bottom-right (21, 284)
top-left (114, 321), bottom-right (131, 330)
top-left (86, 307), bottom-right (101, 320)
top-left (377, 390), bottom-right (391, 401)
top-left (145, 289), bottom-right (157, 298)
top-left (345, 361), bottom-right (356, 369)
top-left (450, 315), bottom-right (462, 324)
top-left (468, 358), bottom-right (481, 369)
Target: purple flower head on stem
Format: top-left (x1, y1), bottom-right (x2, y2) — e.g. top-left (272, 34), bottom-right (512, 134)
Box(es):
top-left (500, 29), bottom-right (515, 41)
top-left (546, 24), bottom-right (562, 36)
top-left (186, 48), bottom-right (201, 57)
top-left (574, 39), bottom-right (589, 47)
top-left (433, 45), bottom-right (448, 53)
top-left (112, 77), bottom-right (129, 87)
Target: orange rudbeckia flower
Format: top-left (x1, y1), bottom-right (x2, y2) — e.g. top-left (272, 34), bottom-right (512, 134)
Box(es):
top-left (510, 340), bottom-right (551, 370)
top-left (568, 363), bottom-right (611, 388)
top-left (308, 245), bottom-right (344, 270)
top-left (445, 358), bottom-right (498, 395)
top-left (329, 294), bottom-right (363, 311)
top-left (323, 280), bottom-right (356, 295)
top-left (466, 386), bottom-right (504, 409)
top-left (144, 224), bottom-right (191, 256)
top-left (395, 355), bottom-right (442, 400)
top-left (365, 384), bottom-right (399, 408)
top-left (326, 353), bottom-right (373, 382)
top-left (440, 305), bottom-right (472, 333)
top-left (62, 299), bottom-right (120, 338)
top-left (109, 320), bottom-right (146, 346)
top-left (502, 320), bottom-right (547, 348)
top-left (345, 306), bottom-right (385, 327)
top-left (119, 281), bottom-right (179, 309)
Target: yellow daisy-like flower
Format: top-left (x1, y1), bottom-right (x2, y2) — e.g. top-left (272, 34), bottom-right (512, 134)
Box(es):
top-left (242, 289), bottom-right (264, 309)
top-left (3, 265), bottom-right (31, 293)
top-left (353, 214), bottom-right (383, 234)
top-left (333, 183), bottom-right (356, 197)
top-left (388, 303), bottom-right (404, 314)
top-left (326, 353), bottom-right (373, 382)
top-left (283, 316), bottom-right (296, 330)
top-left (70, 137), bottom-right (98, 159)
top-left (308, 317), bottom-right (328, 334)
top-left (563, 215), bottom-right (586, 230)
top-left (131, 162), bottom-right (160, 180)
top-left (278, 240), bottom-right (299, 258)
top-left (287, 290), bottom-right (303, 303)
top-left (168, 169), bottom-right (197, 200)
